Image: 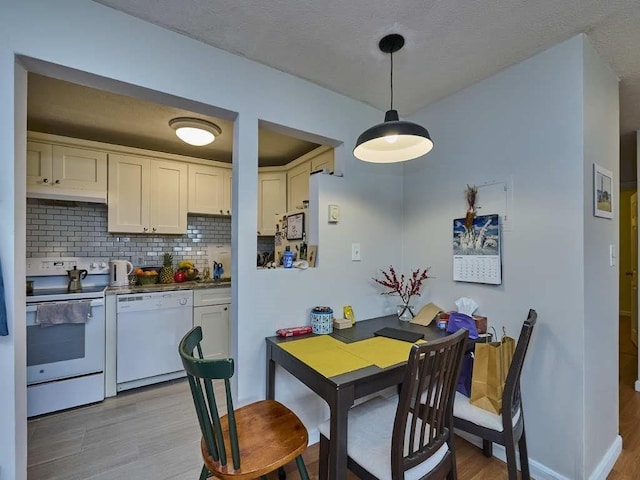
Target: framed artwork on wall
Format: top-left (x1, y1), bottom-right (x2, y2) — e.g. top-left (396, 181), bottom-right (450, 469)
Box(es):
top-left (286, 212), bottom-right (305, 240)
top-left (593, 163), bottom-right (613, 219)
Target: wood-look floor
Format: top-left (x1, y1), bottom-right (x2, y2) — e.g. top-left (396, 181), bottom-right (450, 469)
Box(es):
top-left (28, 317), bottom-right (640, 480)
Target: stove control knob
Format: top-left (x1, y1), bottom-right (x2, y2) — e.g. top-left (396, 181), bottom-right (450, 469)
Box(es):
top-left (99, 262), bottom-right (108, 269)
top-left (179, 298), bottom-right (187, 306)
top-left (90, 262), bottom-right (98, 269)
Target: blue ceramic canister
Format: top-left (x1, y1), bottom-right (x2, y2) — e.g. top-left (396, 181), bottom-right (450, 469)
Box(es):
top-left (310, 306), bottom-right (333, 334)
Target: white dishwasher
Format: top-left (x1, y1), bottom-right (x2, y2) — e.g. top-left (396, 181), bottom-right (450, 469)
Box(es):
top-left (116, 290), bottom-right (193, 392)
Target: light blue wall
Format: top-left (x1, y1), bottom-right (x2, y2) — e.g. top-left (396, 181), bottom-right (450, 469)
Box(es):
top-left (404, 35), bottom-right (619, 479)
top-left (582, 37), bottom-right (620, 477)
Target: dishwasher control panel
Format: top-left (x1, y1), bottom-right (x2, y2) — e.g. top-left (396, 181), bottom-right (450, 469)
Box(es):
top-left (116, 290), bottom-right (194, 313)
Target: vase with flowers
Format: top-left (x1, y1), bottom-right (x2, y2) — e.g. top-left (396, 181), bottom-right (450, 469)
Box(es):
top-left (373, 266), bottom-right (431, 321)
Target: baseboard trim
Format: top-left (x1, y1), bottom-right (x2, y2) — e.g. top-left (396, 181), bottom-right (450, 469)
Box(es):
top-left (455, 431), bottom-right (622, 480)
top-left (589, 435), bottom-right (622, 480)
top-left (454, 430), bottom-right (572, 480)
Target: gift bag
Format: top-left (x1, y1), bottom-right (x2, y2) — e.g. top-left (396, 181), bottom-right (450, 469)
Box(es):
top-left (456, 352), bottom-right (474, 397)
top-left (469, 328), bottom-right (515, 414)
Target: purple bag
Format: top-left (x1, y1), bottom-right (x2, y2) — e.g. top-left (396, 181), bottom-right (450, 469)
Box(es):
top-left (446, 312), bottom-right (479, 339)
top-left (457, 352), bottom-right (474, 396)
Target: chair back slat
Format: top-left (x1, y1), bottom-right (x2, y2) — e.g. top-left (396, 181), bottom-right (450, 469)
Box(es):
top-left (179, 326), bottom-right (240, 470)
top-left (502, 309), bottom-right (537, 425)
top-left (391, 329), bottom-right (467, 478)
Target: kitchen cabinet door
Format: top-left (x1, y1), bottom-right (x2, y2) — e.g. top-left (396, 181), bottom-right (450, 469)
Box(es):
top-left (222, 168), bottom-right (232, 216)
top-left (258, 171), bottom-right (287, 235)
top-left (108, 154), bottom-right (187, 234)
top-left (187, 164), bottom-right (231, 216)
top-left (193, 304), bottom-right (229, 360)
top-left (310, 148), bottom-right (334, 173)
top-left (287, 161), bottom-right (310, 211)
top-left (108, 154), bottom-right (149, 233)
top-left (26, 141), bottom-right (53, 188)
top-left (149, 160), bottom-right (188, 234)
top-left (27, 143), bottom-right (107, 202)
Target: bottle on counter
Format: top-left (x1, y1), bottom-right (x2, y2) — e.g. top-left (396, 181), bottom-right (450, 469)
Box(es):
top-left (300, 232), bottom-right (307, 260)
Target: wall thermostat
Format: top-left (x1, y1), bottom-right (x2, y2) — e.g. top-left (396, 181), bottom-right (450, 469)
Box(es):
top-left (328, 204), bottom-right (340, 223)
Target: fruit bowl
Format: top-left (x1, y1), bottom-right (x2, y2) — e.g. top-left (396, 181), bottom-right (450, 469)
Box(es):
top-left (137, 274), bottom-right (158, 285)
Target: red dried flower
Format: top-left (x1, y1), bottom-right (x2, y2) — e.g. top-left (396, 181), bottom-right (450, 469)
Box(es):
top-left (373, 266), bottom-right (431, 305)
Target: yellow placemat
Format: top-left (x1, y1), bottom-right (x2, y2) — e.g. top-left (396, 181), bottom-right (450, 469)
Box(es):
top-left (341, 337), bottom-right (424, 368)
top-left (279, 336), bottom-right (374, 377)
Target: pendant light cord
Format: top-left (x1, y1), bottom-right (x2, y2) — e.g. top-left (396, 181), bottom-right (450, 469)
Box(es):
top-left (389, 51), bottom-right (394, 111)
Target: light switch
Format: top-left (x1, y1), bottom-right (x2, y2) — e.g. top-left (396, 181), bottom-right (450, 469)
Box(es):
top-left (328, 204), bottom-right (340, 223)
top-left (610, 244), bottom-right (616, 267)
top-left (351, 243), bottom-right (361, 261)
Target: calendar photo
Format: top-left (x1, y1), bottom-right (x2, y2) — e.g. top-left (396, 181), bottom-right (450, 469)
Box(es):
top-left (452, 214), bottom-right (502, 285)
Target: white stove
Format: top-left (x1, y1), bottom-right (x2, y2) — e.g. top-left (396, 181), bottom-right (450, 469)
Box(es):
top-left (25, 257), bottom-right (110, 417)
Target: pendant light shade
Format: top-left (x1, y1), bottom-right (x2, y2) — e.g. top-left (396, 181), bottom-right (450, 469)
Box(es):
top-left (354, 34), bottom-right (433, 163)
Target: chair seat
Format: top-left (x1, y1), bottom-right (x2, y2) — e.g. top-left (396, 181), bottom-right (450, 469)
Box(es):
top-left (203, 399), bottom-right (308, 480)
top-left (319, 395), bottom-right (449, 480)
top-left (453, 392), bottom-right (521, 432)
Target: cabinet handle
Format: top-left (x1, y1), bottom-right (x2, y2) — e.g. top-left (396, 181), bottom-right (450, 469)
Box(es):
top-left (226, 210), bottom-right (230, 215)
top-left (42, 178), bottom-right (49, 184)
top-left (152, 227), bottom-right (157, 233)
top-left (54, 179), bottom-right (60, 184)
top-left (143, 227), bottom-right (148, 232)
top-left (220, 209), bottom-right (223, 214)
top-left (224, 307), bottom-right (228, 311)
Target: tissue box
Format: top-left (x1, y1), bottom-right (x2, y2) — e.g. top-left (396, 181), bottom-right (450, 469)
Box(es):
top-left (439, 312), bottom-right (486, 333)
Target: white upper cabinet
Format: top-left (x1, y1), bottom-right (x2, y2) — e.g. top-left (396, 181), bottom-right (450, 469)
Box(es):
top-left (187, 164), bottom-right (232, 216)
top-left (108, 154), bottom-right (187, 234)
top-left (287, 147), bottom-right (334, 211)
top-left (27, 142), bottom-right (107, 202)
top-left (258, 172), bottom-right (287, 236)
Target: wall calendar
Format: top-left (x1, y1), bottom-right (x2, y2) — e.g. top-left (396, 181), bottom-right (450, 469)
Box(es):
top-left (452, 213), bottom-right (502, 285)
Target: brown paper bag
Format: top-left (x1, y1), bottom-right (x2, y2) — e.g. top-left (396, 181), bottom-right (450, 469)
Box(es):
top-left (469, 334), bottom-right (515, 414)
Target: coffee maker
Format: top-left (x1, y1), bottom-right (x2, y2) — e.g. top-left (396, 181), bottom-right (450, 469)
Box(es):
top-left (67, 266), bottom-right (88, 292)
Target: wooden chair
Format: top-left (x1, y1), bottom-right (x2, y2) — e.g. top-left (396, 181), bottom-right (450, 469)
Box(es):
top-left (318, 329), bottom-right (468, 480)
top-left (453, 309), bottom-right (537, 480)
top-left (179, 326), bottom-right (310, 480)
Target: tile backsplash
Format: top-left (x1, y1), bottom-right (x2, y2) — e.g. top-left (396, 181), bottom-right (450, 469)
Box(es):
top-left (26, 199), bottom-right (231, 269)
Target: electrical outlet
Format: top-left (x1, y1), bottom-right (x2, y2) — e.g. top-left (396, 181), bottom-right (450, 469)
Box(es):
top-left (351, 243), bottom-right (361, 261)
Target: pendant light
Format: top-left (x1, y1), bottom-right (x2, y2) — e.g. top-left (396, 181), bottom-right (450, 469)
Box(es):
top-left (169, 117), bottom-right (222, 146)
top-left (354, 34), bottom-right (433, 163)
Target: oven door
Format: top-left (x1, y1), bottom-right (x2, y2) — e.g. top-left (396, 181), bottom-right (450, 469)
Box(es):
top-left (26, 298), bottom-right (105, 385)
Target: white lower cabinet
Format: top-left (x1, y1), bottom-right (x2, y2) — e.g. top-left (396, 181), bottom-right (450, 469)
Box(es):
top-left (193, 288), bottom-right (230, 360)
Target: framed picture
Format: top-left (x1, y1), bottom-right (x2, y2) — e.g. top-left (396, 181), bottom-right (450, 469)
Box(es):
top-left (593, 164), bottom-right (613, 219)
top-left (287, 212), bottom-right (305, 240)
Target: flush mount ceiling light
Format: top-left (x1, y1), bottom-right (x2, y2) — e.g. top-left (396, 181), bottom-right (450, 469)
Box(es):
top-left (169, 117), bottom-right (222, 146)
top-left (354, 34), bottom-right (433, 163)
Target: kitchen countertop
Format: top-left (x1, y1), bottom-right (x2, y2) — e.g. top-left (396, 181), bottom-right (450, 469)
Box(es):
top-left (105, 279), bottom-right (231, 295)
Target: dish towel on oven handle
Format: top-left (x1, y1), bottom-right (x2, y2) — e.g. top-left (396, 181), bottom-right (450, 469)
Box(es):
top-left (0, 257), bottom-right (7, 336)
top-left (36, 301), bottom-right (92, 327)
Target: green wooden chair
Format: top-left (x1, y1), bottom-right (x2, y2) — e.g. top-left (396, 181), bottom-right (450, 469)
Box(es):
top-left (179, 326), bottom-right (310, 480)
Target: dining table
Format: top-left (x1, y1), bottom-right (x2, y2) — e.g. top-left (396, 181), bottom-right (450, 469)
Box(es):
top-left (265, 314), bottom-right (478, 480)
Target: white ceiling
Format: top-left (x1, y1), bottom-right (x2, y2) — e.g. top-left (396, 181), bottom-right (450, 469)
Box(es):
top-left (90, 0), bottom-right (639, 178)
